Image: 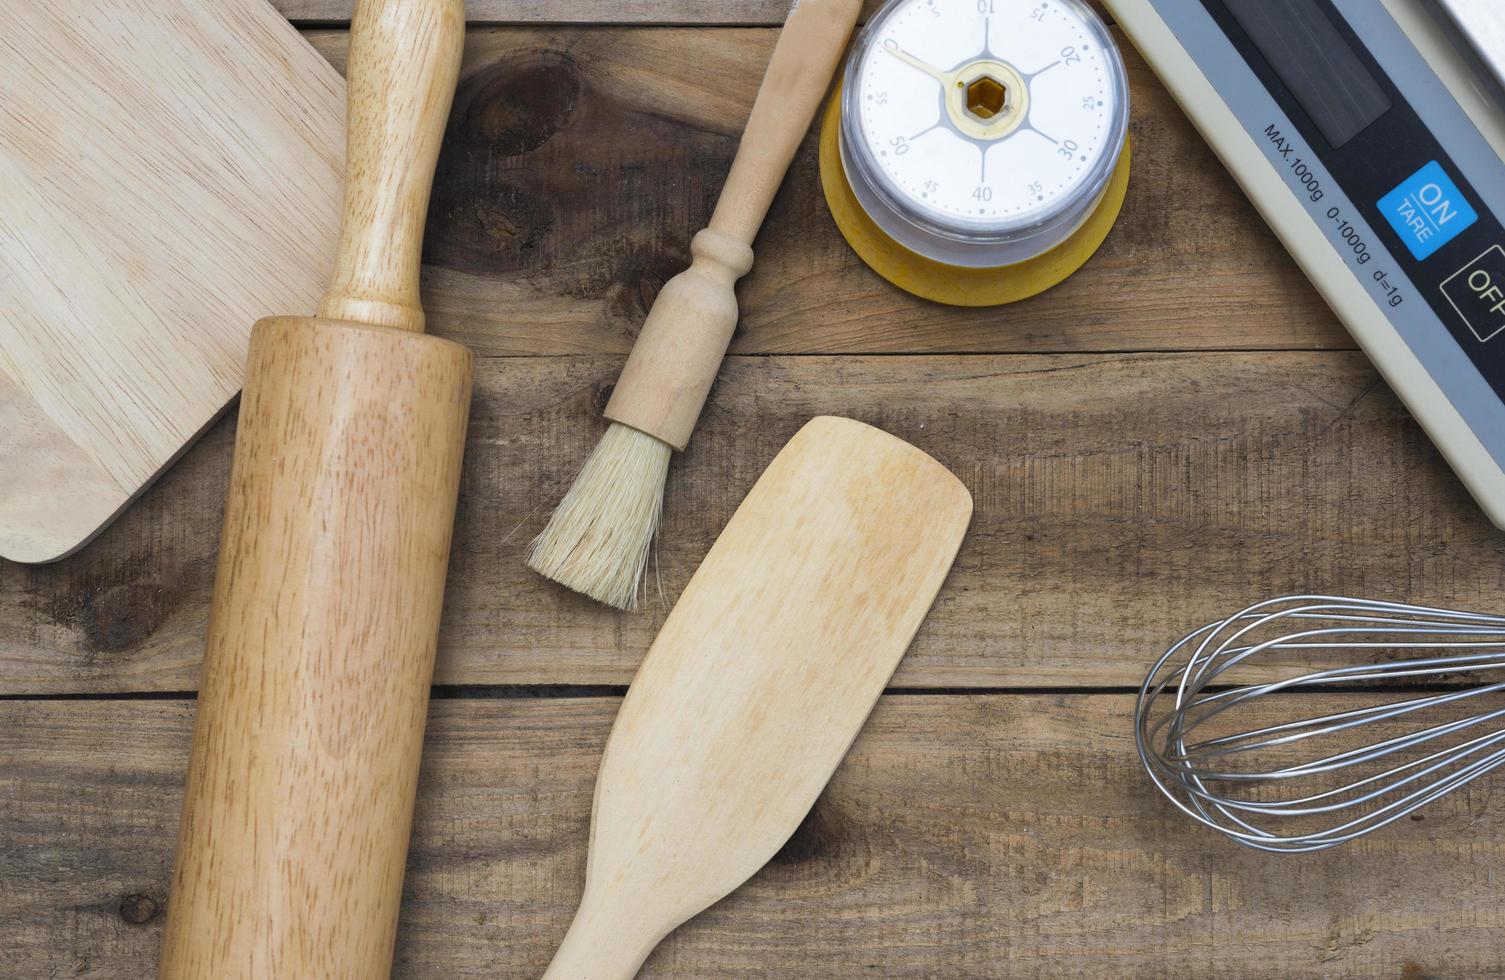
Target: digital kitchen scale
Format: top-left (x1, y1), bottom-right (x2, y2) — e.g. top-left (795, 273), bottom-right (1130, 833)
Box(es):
top-left (1104, 0), bottom-right (1505, 527)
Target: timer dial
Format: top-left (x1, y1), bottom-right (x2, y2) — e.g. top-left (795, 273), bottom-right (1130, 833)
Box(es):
top-left (839, 0), bottom-right (1129, 267)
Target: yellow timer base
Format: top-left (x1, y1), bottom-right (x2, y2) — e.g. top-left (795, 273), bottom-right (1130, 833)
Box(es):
top-left (818, 86), bottom-right (1133, 308)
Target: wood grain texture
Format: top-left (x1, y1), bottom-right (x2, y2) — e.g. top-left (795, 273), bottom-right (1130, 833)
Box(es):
top-left (280, 0), bottom-right (897, 25)
top-left (0, 373), bottom-right (128, 564)
top-left (159, 4), bottom-right (469, 976)
top-left (298, 26), bottom-right (1345, 356)
top-left (279, 0), bottom-right (1109, 25)
top-left (4, 352), bottom-right (1503, 694)
top-left (317, 0), bottom-right (466, 333)
top-left (545, 418), bottom-right (969, 977)
top-left (159, 320), bottom-right (473, 979)
top-left (0, 0), bottom-right (344, 563)
top-left (6, 695), bottom-right (1504, 978)
top-left (6, 8), bottom-right (1497, 980)
top-left (606, 0), bottom-right (862, 448)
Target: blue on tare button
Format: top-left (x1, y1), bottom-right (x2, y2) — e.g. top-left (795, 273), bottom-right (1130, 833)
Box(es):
top-left (1377, 160), bottom-right (1478, 259)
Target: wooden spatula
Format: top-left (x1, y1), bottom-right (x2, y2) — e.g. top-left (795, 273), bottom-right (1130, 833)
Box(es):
top-left (543, 416), bottom-right (973, 979)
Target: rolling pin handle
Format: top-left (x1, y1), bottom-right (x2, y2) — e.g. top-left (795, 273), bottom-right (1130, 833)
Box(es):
top-left (317, 0), bottom-right (465, 333)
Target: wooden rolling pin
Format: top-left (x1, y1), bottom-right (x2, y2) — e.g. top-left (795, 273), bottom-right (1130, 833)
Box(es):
top-left (158, 1), bottom-right (467, 976)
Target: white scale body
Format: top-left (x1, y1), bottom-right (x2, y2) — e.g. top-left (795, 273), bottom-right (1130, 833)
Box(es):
top-left (1105, 0), bottom-right (1505, 527)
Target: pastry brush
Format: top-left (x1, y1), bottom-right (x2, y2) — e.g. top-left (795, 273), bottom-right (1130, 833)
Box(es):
top-left (527, 0), bottom-right (863, 609)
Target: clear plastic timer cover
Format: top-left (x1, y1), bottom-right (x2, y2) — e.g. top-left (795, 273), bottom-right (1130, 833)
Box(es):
top-left (840, 0), bottom-right (1129, 267)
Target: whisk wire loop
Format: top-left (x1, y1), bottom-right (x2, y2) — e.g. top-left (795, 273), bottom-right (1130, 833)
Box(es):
top-left (1136, 595), bottom-right (1505, 852)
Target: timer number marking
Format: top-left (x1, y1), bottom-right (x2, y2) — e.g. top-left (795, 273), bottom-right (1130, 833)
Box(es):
top-left (858, 0), bottom-right (1118, 227)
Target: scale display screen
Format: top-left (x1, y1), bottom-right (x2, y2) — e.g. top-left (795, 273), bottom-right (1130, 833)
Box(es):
top-left (1200, 0), bottom-right (1505, 388)
top-left (1224, 0), bottom-right (1391, 148)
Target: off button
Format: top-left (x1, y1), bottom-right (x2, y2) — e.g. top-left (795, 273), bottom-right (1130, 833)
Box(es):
top-left (1441, 245), bottom-right (1505, 342)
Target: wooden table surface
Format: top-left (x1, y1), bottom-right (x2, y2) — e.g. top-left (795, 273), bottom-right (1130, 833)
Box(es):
top-left (6, 4), bottom-right (1505, 978)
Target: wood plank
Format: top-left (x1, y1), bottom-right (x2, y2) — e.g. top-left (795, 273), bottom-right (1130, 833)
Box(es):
top-left (298, 26), bottom-right (1346, 355)
top-left (4, 352), bottom-right (1502, 694)
top-left (282, 0), bottom-right (803, 24)
top-left (4, 695), bottom-right (1502, 978)
top-left (280, 0), bottom-right (986, 26)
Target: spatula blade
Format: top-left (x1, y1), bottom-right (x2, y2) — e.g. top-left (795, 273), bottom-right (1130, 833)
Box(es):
top-left (546, 416), bottom-right (972, 979)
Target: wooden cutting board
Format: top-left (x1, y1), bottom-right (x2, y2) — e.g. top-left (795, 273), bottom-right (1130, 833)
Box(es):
top-left (0, 0), bottom-right (345, 563)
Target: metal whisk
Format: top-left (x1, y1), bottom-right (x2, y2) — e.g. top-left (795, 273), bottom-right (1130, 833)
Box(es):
top-left (1135, 596), bottom-right (1505, 853)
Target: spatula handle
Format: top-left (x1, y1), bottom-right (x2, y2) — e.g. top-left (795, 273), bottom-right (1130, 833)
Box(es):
top-left (542, 890), bottom-right (661, 980)
top-left (317, 0), bottom-right (464, 332)
top-left (603, 0), bottom-right (862, 450)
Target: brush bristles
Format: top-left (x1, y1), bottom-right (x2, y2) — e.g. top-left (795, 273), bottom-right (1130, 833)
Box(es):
top-left (528, 422), bottom-right (673, 610)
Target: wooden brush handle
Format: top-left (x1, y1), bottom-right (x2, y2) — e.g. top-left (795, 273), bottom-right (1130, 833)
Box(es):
top-left (604, 0), bottom-right (862, 451)
top-left (158, 2), bottom-right (468, 977)
top-left (709, 0), bottom-right (866, 243)
top-left (318, 0), bottom-right (464, 332)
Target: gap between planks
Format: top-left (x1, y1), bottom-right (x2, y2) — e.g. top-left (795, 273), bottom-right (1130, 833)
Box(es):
top-left (278, 1), bottom-right (1096, 27)
top-left (287, 24), bottom-right (1351, 357)
top-left (4, 351), bottom-right (1502, 696)
top-left (3, 683), bottom-right (1492, 702)
top-left (4, 694), bottom-right (1502, 979)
